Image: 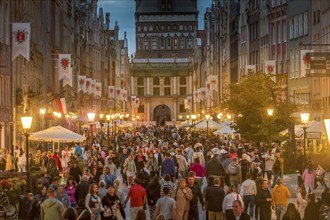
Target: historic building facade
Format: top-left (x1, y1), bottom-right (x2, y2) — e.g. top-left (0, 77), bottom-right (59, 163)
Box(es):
top-left (131, 0), bottom-right (198, 125)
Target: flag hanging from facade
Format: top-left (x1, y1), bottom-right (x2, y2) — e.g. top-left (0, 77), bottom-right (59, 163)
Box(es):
top-left (77, 75), bottom-right (86, 93)
top-left (264, 60), bottom-right (276, 75)
top-left (194, 90), bottom-right (200, 103)
top-left (245, 65), bottom-right (256, 75)
top-left (122, 90), bottom-right (128, 101)
top-left (108, 86), bottom-right (115, 98)
top-left (58, 54), bottom-right (72, 80)
top-left (55, 97), bottom-right (67, 114)
top-left (63, 75), bottom-right (72, 87)
top-left (131, 96), bottom-right (136, 107)
top-left (85, 78), bottom-right (91, 94)
top-left (12, 23), bottom-right (30, 61)
top-left (206, 80), bottom-right (212, 98)
top-left (135, 98), bottom-right (140, 108)
top-left (208, 75), bottom-right (218, 91)
top-left (301, 50), bottom-right (313, 77)
top-left (95, 82), bottom-right (102, 98)
top-left (91, 79), bottom-right (96, 95)
top-left (200, 87), bottom-right (206, 100)
top-left (115, 88), bottom-right (122, 100)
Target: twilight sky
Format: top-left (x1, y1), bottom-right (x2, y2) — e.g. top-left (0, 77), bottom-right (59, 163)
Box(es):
top-left (98, 0), bottom-right (213, 55)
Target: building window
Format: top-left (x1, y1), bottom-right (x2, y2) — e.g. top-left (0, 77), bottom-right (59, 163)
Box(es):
top-left (137, 77), bottom-right (144, 95)
top-left (160, 38), bottom-right (165, 48)
top-left (179, 104), bottom-right (185, 113)
top-left (167, 38), bottom-right (171, 49)
top-left (188, 25), bottom-right (193, 31)
top-left (153, 77), bottom-right (160, 95)
top-left (138, 105), bottom-right (144, 113)
top-left (173, 25), bottom-right (177, 30)
top-left (179, 76), bottom-right (186, 95)
top-left (304, 12), bottom-right (308, 35)
top-left (149, 25), bottom-right (153, 31)
top-left (299, 14), bottom-right (303, 37)
top-left (181, 38), bottom-right (185, 48)
top-left (277, 22), bottom-right (281, 43)
top-left (283, 20), bottom-right (287, 42)
top-left (161, 25), bottom-right (165, 31)
top-left (152, 38), bottom-right (157, 49)
top-left (187, 38), bottom-right (192, 48)
top-left (164, 77), bottom-right (171, 95)
top-left (155, 25), bottom-right (159, 31)
top-left (167, 25), bottom-right (171, 31)
top-left (174, 38), bottom-right (178, 48)
top-left (179, 25), bottom-right (183, 30)
top-left (138, 26), bottom-right (141, 32)
top-left (144, 38), bottom-right (149, 49)
top-left (144, 26), bottom-right (147, 31)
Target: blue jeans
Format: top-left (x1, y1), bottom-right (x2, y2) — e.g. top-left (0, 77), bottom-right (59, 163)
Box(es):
top-left (243, 195), bottom-right (255, 217)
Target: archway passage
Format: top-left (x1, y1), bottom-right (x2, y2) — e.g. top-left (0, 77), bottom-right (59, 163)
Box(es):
top-left (153, 105), bottom-right (171, 126)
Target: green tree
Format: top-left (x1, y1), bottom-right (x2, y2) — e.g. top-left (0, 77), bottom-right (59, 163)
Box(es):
top-left (224, 73), bottom-right (295, 143)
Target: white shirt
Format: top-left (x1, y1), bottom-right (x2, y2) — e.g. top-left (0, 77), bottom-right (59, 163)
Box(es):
top-left (222, 192), bottom-right (244, 211)
top-left (240, 179), bottom-right (257, 196)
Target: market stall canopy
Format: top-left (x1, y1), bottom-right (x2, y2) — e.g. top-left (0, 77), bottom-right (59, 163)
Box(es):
top-left (179, 120), bottom-right (190, 127)
top-left (30, 126), bottom-right (85, 142)
top-left (81, 121), bottom-right (113, 129)
top-left (214, 126), bottom-right (236, 135)
top-left (279, 120), bottom-right (327, 137)
top-left (194, 119), bottom-right (222, 129)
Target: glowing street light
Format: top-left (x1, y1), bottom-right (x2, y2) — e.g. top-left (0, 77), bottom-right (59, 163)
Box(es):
top-left (21, 114), bottom-right (33, 192)
top-left (300, 112), bottom-right (310, 165)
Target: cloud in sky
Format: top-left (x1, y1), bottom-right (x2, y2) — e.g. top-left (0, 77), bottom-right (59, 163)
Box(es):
top-left (98, 0), bottom-right (212, 55)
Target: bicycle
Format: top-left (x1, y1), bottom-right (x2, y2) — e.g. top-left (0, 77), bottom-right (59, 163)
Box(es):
top-left (0, 190), bottom-right (17, 219)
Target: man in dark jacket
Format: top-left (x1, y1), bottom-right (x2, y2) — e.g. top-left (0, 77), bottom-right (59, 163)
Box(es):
top-left (187, 174), bottom-right (205, 220)
top-left (161, 152), bottom-right (175, 179)
top-left (256, 179), bottom-right (272, 220)
top-left (206, 154), bottom-right (226, 177)
top-left (205, 177), bottom-right (225, 219)
top-left (74, 175), bottom-right (90, 203)
top-left (227, 200), bottom-right (250, 220)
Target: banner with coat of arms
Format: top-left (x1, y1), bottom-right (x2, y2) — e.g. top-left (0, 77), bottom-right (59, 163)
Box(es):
top-left (77, 75), bottom-right (86, 93)
top-left (12, 23), bottom-right (30, 61)
top-left (245, 65), bottom-right (256, 75)
top-left (301, 50), bottom-right (313, 77)
top-left (131, 96), bottom-right (136, 108)
top-left (95, 82), bottom-right (102, 98)
top-left (85, 78), bottom-right (92, 94)
top-left (122, 90), bottom-right (128, 101)
top-left (108, 86), bottom-right (115, 98)
top-left (58, 54), bottom-right (72, 80)
top-left (91, 79), bottom-right (96, 95)
top-left (208, 75), bottom-right (218, 92)
top-left (115, 88), bottom-right (122, 100)
top-left (264, 60), bottom-right (276, 75)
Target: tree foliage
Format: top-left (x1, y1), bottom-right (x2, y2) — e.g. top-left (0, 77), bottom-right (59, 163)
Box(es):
top-left (224, 73), bottom-right (295, 143)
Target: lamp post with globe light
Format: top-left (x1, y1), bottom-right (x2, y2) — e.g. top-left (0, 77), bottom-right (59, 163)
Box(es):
top-left (205, 114), bottom-right (210, 137)
top-left (21, 114), bottom-right (33, 191)
top-left (267, 108), bottom-right (274, 147)
top-left (300, 112), bottom-right (310, 165)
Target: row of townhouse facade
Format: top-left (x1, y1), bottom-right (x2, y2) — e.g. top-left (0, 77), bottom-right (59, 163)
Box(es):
top-left (0, 0), bottom-right (130, 148)
top-left (200, 0), bottom-right (330, 120)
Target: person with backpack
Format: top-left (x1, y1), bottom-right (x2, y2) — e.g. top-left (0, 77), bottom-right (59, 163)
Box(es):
top-left (223, 185), bottom-right (244, 220)
top-left (227, 157), bottom-right (242, 189)
top-left (271, 155), bottom-right (282, 188)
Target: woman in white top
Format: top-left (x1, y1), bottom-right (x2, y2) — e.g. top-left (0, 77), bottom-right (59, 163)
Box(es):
top-left (222, 185), bottom-right (244, 220)
top-left (296, 187), bottom-right (308, 219)
top-left (85, 183), bottom-right (104, 220)
top-left (17, 147), bottom-right (26, 172)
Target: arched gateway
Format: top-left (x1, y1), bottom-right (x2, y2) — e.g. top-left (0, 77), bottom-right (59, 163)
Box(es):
top-left (153, 105), bottom-right (171, 126)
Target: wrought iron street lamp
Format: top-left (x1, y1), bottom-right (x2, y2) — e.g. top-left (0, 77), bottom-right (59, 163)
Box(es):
top-left (191, 114), bottom-right (197, 130)
top-left (205, 114), bottom-right (210, 137)
top-left (267, 108), bottom-right (273, 146)
top-left (21, 114), bottom-right (32, 191)
top-left (300, 112), bottom-right (310, 165)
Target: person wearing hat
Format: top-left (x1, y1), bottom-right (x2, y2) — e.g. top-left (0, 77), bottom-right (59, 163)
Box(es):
top-left (271, 178), bottom-right (291, 220)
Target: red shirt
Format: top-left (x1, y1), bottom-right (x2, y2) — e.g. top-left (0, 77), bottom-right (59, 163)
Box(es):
top-left (127, 184), bottom-right (146, 207)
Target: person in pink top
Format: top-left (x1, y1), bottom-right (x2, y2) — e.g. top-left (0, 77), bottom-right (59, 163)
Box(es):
top-left (189, 158), bottom-right (207, 186)
top-left (302, 163), bottom-right (317, 194)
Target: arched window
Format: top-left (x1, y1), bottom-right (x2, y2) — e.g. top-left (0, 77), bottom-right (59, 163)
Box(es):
top-left (138, 77), bottom-right (144, 86)
top-left (153, 77), bottom-right (160, 85)
top-left (144, 38), bottom-right (149, 49)
top-left (164, 77), bottom-right (171, 85)
top-left (180, 76), bottom-right (186, 85)
top-left (181, 38), bottom-right (185, 48)
top-left (144, 26), bottom-right (147, 31)
top-left (167, 38), bottom-right (171, 49)
top-left (149, 25), bottom-right (153, 31)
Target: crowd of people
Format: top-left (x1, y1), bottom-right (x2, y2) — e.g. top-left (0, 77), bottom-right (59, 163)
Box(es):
top-left (0, 125), bottom-right (329, 220)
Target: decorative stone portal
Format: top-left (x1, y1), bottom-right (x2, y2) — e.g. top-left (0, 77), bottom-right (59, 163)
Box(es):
top-left (153, 104), bottom-right (171, 126)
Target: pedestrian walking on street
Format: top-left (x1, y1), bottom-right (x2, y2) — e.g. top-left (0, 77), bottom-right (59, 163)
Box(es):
top-left (227, 200), bottom-right (250, 220)
top-left (85, 183), bottom-right (104, 220)
top-left (271, 178), bottom-right (291, 220)
top-left (205, 177), bottom-right (225, 220)
top-left (174, 178), bottom-right (193, 220)
top-left (256, 179), bottom-right (272, 220)
top-left (124, 178), bottom-right (147, 220)
top-left (41, 187), bottom-right (65, 220)
top-left (154, 187), bottom-right (176, 220)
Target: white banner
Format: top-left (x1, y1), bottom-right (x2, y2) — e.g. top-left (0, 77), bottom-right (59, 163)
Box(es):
top-left (194, 90), bottom-right (200, 103)
top-left (95, 82), bottom-right (102, 98)
top-left (206, 80), bottom-right (212, 98)
top-left (135, 98), bottom-right (140, 108)
top-left (62, 76), bottom-right (72, 87)
top-left (108, 86), bottom-right (115, 98)
top-left (200, 87), bottom-right (206, 100)
top-left (301, 50), bottom-right (313, 77)
top-left (187, 96), bottom-right (192, 110)
top-left (122, 90), bottom-right (128, 101)
top-left (77, 75), bottom-right (86, 93)
top-left (208, 75), bottom-right (218, 92)
top-left (245, 65), bottom-right (256, 75)
top-left (265, 60), bottom-right (276, 75)
top-left (58, 54), bottom-right (72, 80)
top-left (91, 79), bottom-right (96, 95)
top-left (86, 78), bottom-right (92, 94)
top-left (115, 88), bottom-right (122, 100)
top-left (12, 23), bottom-right (30, 61)
top-left (131, 96), bottom-right (136, 107)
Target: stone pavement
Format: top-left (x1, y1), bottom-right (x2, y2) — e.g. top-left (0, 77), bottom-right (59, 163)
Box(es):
top-left (120, 171), bottom-right (330, 220)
